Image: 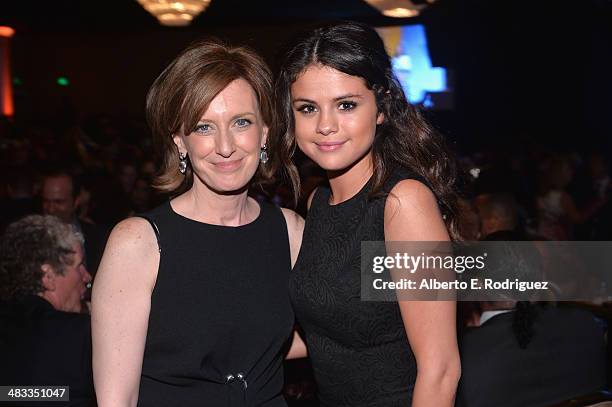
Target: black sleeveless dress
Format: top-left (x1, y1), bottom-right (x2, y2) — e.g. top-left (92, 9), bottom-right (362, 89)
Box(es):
top-left (289, 171), bottom-right (420, 407)
top-left (137, 200), bottom-right (294, 407)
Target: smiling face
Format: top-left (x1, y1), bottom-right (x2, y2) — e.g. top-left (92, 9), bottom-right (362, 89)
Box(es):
top-left (41, 242), bottom-right (91, 313)
top-left (173, 78), bottom-right (268, 194)
top-left (290, 64), bottom-right (383, 173)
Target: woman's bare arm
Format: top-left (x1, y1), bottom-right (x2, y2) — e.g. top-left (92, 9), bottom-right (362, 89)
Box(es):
top-left (91, 218), bottom-right (159, 407)
top-left (281, 208), bottom-right (305, 268)
top-left (281, 208), bottom-right (308, 359)
top-left (385, 179), bottom-right (461, 407)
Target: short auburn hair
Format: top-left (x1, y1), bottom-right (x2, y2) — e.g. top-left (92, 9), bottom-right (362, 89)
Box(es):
top-left (146, 39), bottom-right (275, 196)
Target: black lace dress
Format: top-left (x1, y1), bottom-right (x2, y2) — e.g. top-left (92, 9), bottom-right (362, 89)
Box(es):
top-left (289, 172), bottom-right (419, 407)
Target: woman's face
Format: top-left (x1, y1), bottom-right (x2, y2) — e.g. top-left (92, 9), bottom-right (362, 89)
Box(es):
top-left (290, 64), bottom-right (383, 172)
top-left (174, 78), bottom-right (268, 193)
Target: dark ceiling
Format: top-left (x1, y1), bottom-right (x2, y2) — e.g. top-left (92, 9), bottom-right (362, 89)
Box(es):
top-left (3, 0), bottom-right (611, 40)
top-left (0, 0), bottom-right (444, 32)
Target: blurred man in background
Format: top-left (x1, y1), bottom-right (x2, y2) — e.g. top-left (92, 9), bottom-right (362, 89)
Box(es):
top-left (41, 170), bottom-right (109, 279)
top-left (0, 215), bottom-right (94, 406)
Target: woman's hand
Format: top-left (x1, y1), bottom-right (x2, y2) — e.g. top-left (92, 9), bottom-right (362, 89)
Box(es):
top-left (286, 330), bottom-right (308, 360)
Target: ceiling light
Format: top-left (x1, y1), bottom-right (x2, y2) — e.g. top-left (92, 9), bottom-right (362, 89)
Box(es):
top-left (383, 8), bottom-right (420, 18)
top-left (0, 26), bottom-right (15, 38)
top-left (136, 0), bottom-right (212, 26)
top-left (363, 0), bottom-right (426, 18)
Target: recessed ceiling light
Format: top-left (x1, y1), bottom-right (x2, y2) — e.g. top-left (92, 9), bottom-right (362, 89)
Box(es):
top-left (382, 7), bottom-right (419, 18)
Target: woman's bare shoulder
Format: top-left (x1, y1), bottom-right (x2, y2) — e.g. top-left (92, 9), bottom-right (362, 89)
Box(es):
top-left (96, 217), bottom-right (160, 290)
top-left (106, 217), bottom-right (159, 254)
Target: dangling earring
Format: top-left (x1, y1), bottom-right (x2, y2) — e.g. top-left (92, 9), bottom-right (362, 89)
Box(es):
top-left (178, 152), bottom-right (188, 174)
top-left (259, 144), bottom-right (269, 164)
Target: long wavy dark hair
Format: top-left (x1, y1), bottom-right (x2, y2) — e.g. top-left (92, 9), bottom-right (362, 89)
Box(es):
top-left (274, 21), bottom-right (462, 240)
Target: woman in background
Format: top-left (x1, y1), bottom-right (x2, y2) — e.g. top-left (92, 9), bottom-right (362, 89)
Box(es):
top-left (275, 22), bottom-right (461, 406)
top-left (536, 154), bottom-right (604, 240)
top-left (92, 40), bottom-right (303, 407)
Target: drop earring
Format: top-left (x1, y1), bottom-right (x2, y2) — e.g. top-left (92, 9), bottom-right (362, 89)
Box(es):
top-left (259, 144), bottom-right (269, 164)
top-left (178, 152), bottom-right (188, 174)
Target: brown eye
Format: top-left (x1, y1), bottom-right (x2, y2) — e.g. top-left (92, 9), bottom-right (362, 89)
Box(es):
top-left (338, 101), bottom-right (357, 111)
top-left (297, 104), bottom-right (316, 114)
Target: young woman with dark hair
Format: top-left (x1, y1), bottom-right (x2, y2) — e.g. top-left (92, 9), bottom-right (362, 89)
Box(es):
top-left (274, 21), bottom-right (462, 406)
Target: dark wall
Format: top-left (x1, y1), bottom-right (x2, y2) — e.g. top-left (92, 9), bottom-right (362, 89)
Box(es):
top-left (422, 0), bottom-right (612, 149)
top-left (11, 24), bottom-right (306, 121)
top-left (8, 0), bottom-right (612, 149)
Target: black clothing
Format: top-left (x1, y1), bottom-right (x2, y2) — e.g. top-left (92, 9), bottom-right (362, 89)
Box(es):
top-left (137, 201), bottom-right (294, 407)
top-left (79, 220), bottom-right (110, 278)
top-left (457, 306), bottom-right (607, 407)
top-left (0, 296), bottom-right (94, 407)
top-left (0, 197), bottom-right (36, 233)
top-left (290, 171), bottom-right (421, 407)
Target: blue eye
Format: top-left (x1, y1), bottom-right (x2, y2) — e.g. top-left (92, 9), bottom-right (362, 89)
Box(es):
top-left (193, 123), bottom-right (212, 134)
top-left (297, 104), bottom-right (316, 114)
top-left (235, 118), bottom-right (252, 127)
top-left (338, 101), bottom-right (357, 111)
